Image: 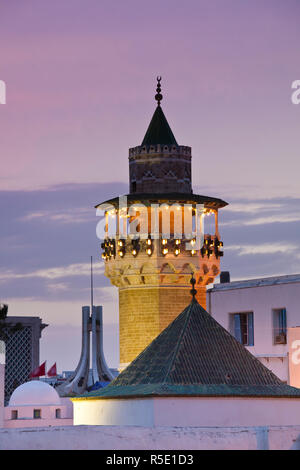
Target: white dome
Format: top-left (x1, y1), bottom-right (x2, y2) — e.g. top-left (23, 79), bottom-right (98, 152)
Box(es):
top-left (9, 380), bottom-right (61, 407)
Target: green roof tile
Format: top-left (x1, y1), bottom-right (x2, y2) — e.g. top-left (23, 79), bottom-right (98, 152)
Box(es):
top-left (141, 106), bottom-right (178, 146)
top-left (76, 299), bottom-right (300, 400)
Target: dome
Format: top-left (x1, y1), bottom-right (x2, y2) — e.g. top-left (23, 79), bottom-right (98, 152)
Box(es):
top-left (9, 380), bottom-right (61, 407)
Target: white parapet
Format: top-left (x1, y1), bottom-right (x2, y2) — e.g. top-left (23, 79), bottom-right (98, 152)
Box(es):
top-left (72, 395), bottom-right (300, 428)
top-left (0, 341), bottom-right (5, 428)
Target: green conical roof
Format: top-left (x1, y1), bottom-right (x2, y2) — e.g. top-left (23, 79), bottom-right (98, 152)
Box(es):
top-left (141, 106), bottom-right (178, 146)
top-left (76, 299), bottom-right (300, 400)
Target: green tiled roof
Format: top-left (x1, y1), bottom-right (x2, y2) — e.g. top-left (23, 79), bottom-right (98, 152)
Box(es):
top-left (74, 384), bottom-right (300, 400)
top-left (141, 106), bottom-right (178, 146)
top-left (75, 299), bottom-right (300, 400)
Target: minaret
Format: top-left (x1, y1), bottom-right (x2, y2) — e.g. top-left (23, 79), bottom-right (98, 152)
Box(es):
top-left (97, 78), bottom-right (228, 370)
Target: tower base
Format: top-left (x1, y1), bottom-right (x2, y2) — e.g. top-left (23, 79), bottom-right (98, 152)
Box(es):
top-left (119, 285), bottom-right (206, 369)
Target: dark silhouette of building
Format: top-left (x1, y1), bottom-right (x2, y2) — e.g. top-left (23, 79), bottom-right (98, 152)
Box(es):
top-left (3, 316), bottom-right (47, 404)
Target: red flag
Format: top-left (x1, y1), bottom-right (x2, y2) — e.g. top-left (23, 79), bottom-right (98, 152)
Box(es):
top-left (30, 361), bottom-right (46, 378)
top-left (47, 363), bottom-right (57, 377)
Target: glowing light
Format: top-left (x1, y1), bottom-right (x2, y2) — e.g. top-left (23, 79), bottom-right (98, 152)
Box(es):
top-left (175, 249), bottom-right (180, 256)
top-left (162, 248), bottom-right (168, 255)
top-left (147, 248), bottom-right (152, 256)
top-left (162, 239), bottom-right (167, 245)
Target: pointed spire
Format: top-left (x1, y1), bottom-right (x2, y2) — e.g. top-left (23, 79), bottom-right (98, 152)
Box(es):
top-left (141, 77), bottom-right (178, 146)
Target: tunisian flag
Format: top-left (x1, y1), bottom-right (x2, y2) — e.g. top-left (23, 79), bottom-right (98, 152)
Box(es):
top-left (30, 361), bottom-right (46, 378)
top-left (47, 363), bottom-right (57, 377)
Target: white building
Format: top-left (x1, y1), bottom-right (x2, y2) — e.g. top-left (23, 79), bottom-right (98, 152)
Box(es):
top-left (0, 344), bottom-right (73, 429)
top-left (207, 273), bottom-right (300, 385)
top-left (3, 380), bottom-right (73, 428)
top-left (0, 342), bottom-right (5, 428)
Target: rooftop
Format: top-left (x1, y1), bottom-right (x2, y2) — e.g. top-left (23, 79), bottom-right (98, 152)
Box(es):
top-left (208, 273), bottom-right (300, 292)
top-left (95, 192), bottom-right (228, 210)
top-left (141, 105), bottom-right (178, 146)
top-left (9, 380), bottom-right (61, 407)
top-left (74, 298), bottom-right (300, 401)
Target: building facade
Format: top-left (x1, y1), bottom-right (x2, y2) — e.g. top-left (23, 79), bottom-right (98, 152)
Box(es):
top-left (3, 316), bottom-right (47, 404)
top-left (3, 380), bottom-right (73, 428)
top-left (207, 274), bottom-right (300, 385)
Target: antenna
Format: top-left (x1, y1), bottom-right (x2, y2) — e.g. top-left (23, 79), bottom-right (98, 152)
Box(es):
top-left (91, 255), bottom-right (94, 312)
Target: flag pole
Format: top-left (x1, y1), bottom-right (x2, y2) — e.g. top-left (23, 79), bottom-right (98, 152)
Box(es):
top-left (91, 255), bottom-right (94, 314)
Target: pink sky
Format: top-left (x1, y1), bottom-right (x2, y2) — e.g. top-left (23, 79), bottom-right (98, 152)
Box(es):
top-left (0, 1), bottom-right (300, 371)
top-left (1, 1), bottom-right (300, 196)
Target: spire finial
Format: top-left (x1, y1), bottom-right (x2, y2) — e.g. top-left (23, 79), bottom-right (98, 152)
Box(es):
top-left (155, 76), bottom-right (163, 106)
top-left (190, 275), bottom-right (197, 300)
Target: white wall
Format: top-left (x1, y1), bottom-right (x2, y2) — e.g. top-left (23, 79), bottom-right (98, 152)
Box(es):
top-left (153, 397), bottom-right (300, 427)
top-left (3, 397), bottom-right (73, 428)
top-left (208, 282), bottom-right (300, 382)
top-left (73, 396), bottom-right (300, 428)
top-left (0, 364), bottom-right (4, 429)
top-left (1, 424), bottom-right (300, 450)
top-left (0, 341), bottom-right (5, 429)
top-left (74, 398), bottom-right (154, 426)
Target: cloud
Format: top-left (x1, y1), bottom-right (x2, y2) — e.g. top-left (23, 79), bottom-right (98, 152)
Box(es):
top-left (1, 182), bottom-right (300, 373)
top-left (20, 208), bottom-right (95, 224)
top-left (225, 202), bottom-right (283, 214)
top-left (47, 282), bottom-right (68, 291)
top-left (226, 242), bottom-right (298, 256)
top-left (243, 215), bottom-right (300, 226)
top-left (0, 262), bottom-right (104, 281)
top-left (220, 197), bottom-right (300, 228)
top-left (1, 184), bottom-right (299, 297)
top-left (223, 214), bottom-right (300, 227)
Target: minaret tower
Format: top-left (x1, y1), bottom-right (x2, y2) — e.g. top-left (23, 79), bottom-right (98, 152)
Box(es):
top-left (97, 78), bottom-right (228, 370)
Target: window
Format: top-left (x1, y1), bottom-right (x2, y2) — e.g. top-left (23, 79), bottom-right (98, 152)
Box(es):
top-left (230, 312), bottom-right (254, 346)
top-left (11, 410), bottom-right (18, 420)
top-left (55, 409), bottom-right (61, 419)
top-left (143, 170), bottom-right (155, 179)
top-left (33, 409), bottom-right (41, 419)
top-left (273, 308), bottom-right (287, 344)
